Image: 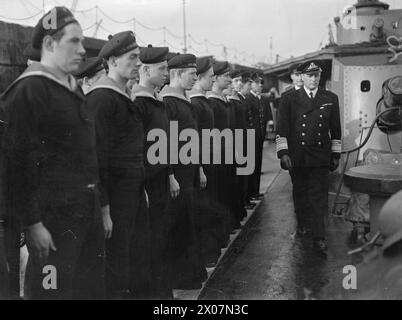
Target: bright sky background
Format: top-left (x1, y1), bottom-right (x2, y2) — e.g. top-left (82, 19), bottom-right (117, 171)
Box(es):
top-left (1, 0), bottom-right (401, 66)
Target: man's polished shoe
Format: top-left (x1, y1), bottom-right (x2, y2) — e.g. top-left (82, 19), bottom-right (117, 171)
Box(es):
top-left (313, 239), bottom-right (328, 251)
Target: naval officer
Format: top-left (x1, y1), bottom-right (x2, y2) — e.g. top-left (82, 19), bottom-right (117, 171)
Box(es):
top-left (276, 60), bottom-right (341, 251)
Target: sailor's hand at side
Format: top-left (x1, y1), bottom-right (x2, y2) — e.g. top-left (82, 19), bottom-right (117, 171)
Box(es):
top-left (169, 174), bottom-right (180, 199)
top-left (199, 167), bottom-right (207, 190)
top-left (101, 205), bottom-right (113, 239)
top-left (25, 222), bottom-right (56, 265)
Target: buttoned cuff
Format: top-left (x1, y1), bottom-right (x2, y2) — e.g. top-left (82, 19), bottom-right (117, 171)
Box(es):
top-left (276, 135), bottom-right (289, 158)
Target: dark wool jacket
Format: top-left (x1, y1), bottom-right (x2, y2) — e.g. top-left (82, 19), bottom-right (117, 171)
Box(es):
top-left (86, 76), bottom-right (144, 207)
top-left (132, 85), bottom-right (171, 180)
top-left (1, 63), bottom-right (99, 226)
top-left (276, 88), bottom-right (342, 167)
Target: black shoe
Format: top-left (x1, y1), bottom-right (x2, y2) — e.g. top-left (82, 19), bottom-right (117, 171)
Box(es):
top-left (313, 239), bottom-right (328, 252)
top-left (245, 204), bottom-right (255, 210)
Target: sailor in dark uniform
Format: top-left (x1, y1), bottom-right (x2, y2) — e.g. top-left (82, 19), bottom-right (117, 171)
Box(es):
top-left (222, 80), bottom-right (245, 230)
top-left (1, 7), bottom-right (105, 299)
top-left (228, 70), bottom-right (249, 221)
top-left (86, 31), bottom-right (148, 298)
top-left (207, 61), bottom-right (237, 239)
top-left (246, 73), bottom-right (268, 201)
top-left (74, 57), bottom-right (106, 94)
top-left (187, 57), bottom-right (224, 267)
top-left (160, 54), bottom-right (207, 289)
top-left (1, 43), bottom-right (42, 301)
top-left (132, 45), bottom-right (174, 299)
top-left (276, 60), bottom-right (341, 251)
top-left (235, 72), bottom-right (256, 209)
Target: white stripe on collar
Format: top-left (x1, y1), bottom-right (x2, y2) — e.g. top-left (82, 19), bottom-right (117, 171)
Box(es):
top-left (11, 71), bottom-right (78, 93)
top-left (189, 93), bottom-right (207, 99)
top-left (160, 92), bottom-right (190, 103)
top-left (134, 91), bottom-right (158, 100)
top-left (227, 95), bottom-right (241, 101)
top-left (87, 84), bottom-right (132, 100)
top-left (207, 92), bottom-right (227, 103)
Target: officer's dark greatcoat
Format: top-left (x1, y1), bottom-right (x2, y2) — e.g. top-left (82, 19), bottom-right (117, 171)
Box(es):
top-left (161, 86), bottom-right (206, 289)
top-left (86, 75), bottom-right (149, 297)
top-left (133, 85), bottom-right (172, 297)
top-left (1, 63), bottom-right (105, 299)
top-left (276, 88), bottom-right (341, 239)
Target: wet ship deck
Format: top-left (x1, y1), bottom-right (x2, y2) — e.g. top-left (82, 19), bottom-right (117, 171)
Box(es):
top-left (176, 141), bottom-right (363, 300)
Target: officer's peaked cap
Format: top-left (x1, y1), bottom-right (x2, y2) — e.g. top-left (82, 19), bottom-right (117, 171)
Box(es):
top-left (299, 60), bottom-right (323, 74)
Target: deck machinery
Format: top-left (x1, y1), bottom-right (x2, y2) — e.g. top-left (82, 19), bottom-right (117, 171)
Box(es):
top-left (263, 0), bottom-right (402, 240)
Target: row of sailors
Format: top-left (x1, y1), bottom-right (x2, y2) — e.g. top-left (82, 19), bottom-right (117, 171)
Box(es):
top-left (0, 7), bottom-right (273, 300)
